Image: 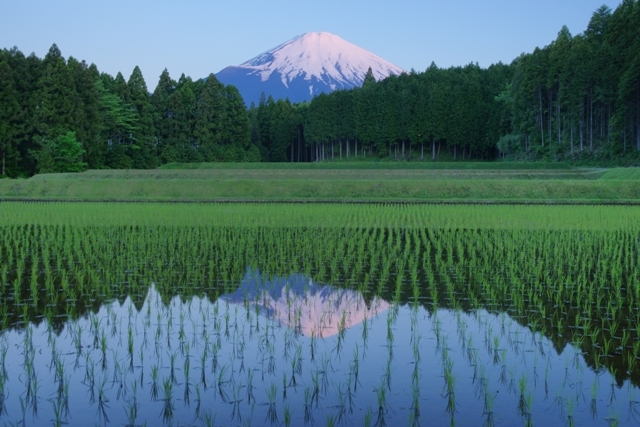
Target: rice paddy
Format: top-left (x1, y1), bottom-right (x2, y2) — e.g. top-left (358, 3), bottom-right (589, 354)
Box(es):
top-left (1, 202), bottom-right (639, 426)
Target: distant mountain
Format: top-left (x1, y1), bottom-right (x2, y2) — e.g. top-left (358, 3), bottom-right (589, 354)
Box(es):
top-left (215, 32), bottom-right (404, 106)
top-left (221, 268), bottom-right (389, 338)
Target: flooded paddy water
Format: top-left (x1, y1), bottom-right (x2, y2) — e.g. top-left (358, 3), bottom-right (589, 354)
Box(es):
top-left (1, 203), bottom-right (639, 426)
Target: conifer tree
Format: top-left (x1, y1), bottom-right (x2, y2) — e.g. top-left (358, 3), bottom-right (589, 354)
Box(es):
top-left (362, 67), bottom-right (376, 87)
top-left (35, 44), bottom-right (78, 140)
top-left (127, 66), bottom-right (156, 167)
top-left (152, 69), bottom-right (176, 160)
top-left (194, 74), bottom-right (225, 160)
top-left (0, 57), bottom-right (19, 175)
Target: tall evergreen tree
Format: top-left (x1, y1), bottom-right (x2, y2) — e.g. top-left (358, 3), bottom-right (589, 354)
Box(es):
top-left (0, 57), bottom-right (20, 175)
top-left (127, 66), bottom-right (156, 167)
top-left (194, 74), bottom-right (225, 160)
top-left (35, 44), bottom-right (78, 141)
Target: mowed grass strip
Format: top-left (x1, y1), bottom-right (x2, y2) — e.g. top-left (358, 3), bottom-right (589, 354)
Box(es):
top-left (159, 161), bottom-right (574, 170)
top-left (598, 167), bottom-right (640, 180)
top-left (27, 168), bottom-right (604, 181)
top-left (1, 177), bottom-right (639, 202)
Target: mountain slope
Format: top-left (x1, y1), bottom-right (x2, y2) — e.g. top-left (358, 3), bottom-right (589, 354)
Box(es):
top-left (215, 32), bottom-right (404, 106)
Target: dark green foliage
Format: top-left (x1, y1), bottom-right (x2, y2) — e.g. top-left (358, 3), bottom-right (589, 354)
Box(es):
top-left (298, 62), bottom-right (508, 162)
top-left (29, 131), bottom-right (87, 173)
top-left (0, 56), bottom-right (20, 176)
top-left (0, 45), bottom-right (256, 175)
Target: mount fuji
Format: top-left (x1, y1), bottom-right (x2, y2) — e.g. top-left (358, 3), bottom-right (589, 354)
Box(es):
top-left (215, 32), bottom-right (405, 106)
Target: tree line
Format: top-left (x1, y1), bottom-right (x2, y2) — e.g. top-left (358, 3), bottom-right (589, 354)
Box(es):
top-left (0, 45), bottom-right (256, 176)
top-left (1, 1), bottom-right (639, 176)
top-left (251, 1), bottom-right (640, 164)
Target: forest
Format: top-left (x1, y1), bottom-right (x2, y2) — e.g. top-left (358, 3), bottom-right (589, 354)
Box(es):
top-left (0, 2), bottom-right (639, 176)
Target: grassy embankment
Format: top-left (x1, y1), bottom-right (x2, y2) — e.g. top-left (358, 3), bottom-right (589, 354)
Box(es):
top-left (0, 162), bottom-right (639, 203)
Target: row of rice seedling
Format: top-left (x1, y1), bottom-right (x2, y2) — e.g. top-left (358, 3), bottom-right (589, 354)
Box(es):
top-left (1, 202), bottom-right (640, 231)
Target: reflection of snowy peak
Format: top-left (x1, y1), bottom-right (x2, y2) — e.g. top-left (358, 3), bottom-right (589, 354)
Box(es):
top-left (222, 268), bottom-right (388, 338)
top-left (215, 32), bottom-right (404, 106)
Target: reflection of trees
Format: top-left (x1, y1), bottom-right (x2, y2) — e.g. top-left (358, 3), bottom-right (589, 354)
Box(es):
top-left (1, 224), bottom-right (638, 386)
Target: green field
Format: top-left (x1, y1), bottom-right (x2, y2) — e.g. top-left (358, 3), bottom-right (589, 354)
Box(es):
top-left (159, 161), bottom-right (575, 170)
top-left (0, 163), bottom-right (638, 203)
top-left (3, 202), bottom-right (638, 229)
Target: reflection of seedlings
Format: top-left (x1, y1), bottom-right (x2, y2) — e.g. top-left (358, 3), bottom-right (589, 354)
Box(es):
top-left (309, 332), bottom-right (317, 362)
top-left (184, 352), bottom-right (192, 404)
top-left (282, 372), bottom-right (288, 400)
top-left (199, 346), bottom-right (208, 390)
top-left (410, 362), bottom-right (420, 426)
top-left (230, 383), bottom-right (243, 422)
top-left (211, 343), bottom-right (220, 374)
top-left (124, 382), bottom-right (139, 427)
top-left (482, 384), bottom-right (496, 426)
top-left (443, 360), bottom-right (456, 416)
top-left (319, 355), bottom-right (330, 394)
top-left (217, 364), bottom-right (230, 402)
top-left (604, 408), bottom-right (620, 427)
top-left (283, 403), bottom-right (291, 427)
top-left (507, 364), bottom-right (517, 395)
top-left (97, 376), bottom-right (110, 424)
top-left (311, 371), bottom-right (320, 407)
top-left (333, 383), bottom-right (348, 423)
top-left (303, 386), bottom-right (314, 424)
top-left (51, 397), bottom-right (66, 427)
top-left (363, 407), bottom-right (373, 427)
top-left (160, 378), bottom-right (174, 424)
top-left (84, 354), bottom-right (96, 401)
top-left (73, 323), bottom-right (83, 357)
top-left (589, 378), bottom-right (598, 419)
top-left (194, 385), bottom-right (202, 418)
top-left (265, 383), bottom-right (278, 425)
top-left (517, 373), bottom-right (531, 418)
top-left (0, 368), bottom-right (7, 417)
top-left (100, 330), bottom-right (108, 370)
top-left (350, 344), bottom-right (361, 391)
top-left (383, 356), bottom-right (392, 391)
top-left (267, 342), bottom-right (276, 375)
top-left (169, 351), bottom-right (178, 384)
top-left (127, 324), bottom-right (134, 370)
top-left (627, 388), bottom-right (640, 423)
top-left (564, 396), bottom-right (575, 427)
top-left (246, 368), bottom-right (255, 404)
top-left (334, 318), bottom-right (345, 357)
top-left (150, 365), bottom-right (159, 401)
top-left (493, 336), bottom-right (502, 365)
top-left (361, 316), bottom-right (369, 351)
top-left (375, 378), bottom-right (388, 426)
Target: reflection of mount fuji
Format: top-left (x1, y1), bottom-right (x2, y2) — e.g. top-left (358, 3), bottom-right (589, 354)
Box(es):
top-left (221, 268), bottom-right (388, 338)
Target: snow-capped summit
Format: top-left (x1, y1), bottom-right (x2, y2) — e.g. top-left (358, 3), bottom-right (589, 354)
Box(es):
top-left (215, 32), bottom-right (404, 106)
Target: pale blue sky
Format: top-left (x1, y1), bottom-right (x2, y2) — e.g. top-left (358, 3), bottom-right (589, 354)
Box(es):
top-left (1, 1), bottom-right (621, 90)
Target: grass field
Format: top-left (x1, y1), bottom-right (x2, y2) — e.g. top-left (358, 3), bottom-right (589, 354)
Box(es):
top-left (27, 168), bottom-right (605, 181)
top-left (159, 161), bottom-right (574, 170)
top-left (0, 164), bottom-right (638, 203)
